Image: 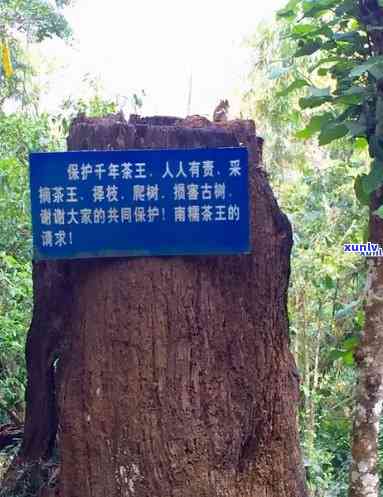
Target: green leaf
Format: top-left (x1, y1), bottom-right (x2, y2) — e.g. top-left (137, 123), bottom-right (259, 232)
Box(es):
top-left (329, 349), bottom-right (346, 362)
top-left (362, 160), bottom-right (383, 194)
top-left (277, 8), bottom-right (296, 19)
top-left (297, 87), bottom-right (332, 111)
top-left (277, 0), bottom-right (299, 19)
top-left (323, 275), bottom-right (335, 289)
top-left (294, 41), bottom-right (322, 57)
top-left (318, 124), bottom-right (348, 145)
top-left (291, 24), bottom-right (317, 36)
top-left (296, 113), bottom-right (333, 139)
top-left (342, 336), bottom-right (360, 351)
top-left (329, 349), bottom-right (355, 366)
top-left (345, 120), bottom-right (367, 138)
top-left (343, 86), bottom-right (368, 97)
top-left (302, 0), bottom-right (340, 18)
top-left (310, 56), bottom-right (341, 72)
top-left (355, 175), bottom-right (370, 205)
top-left (342, 350), bottom-right (355, 367)
top-left (334, 85), bottom-right (368, 105)
top-left (299, 95), bottom-right (332, 109)
top-left (355, 137), bottom-right (369, 150)
top-left (277, 79), bottom-right (310, 97)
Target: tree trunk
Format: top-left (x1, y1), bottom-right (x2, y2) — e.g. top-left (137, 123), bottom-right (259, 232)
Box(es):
top-left (349, 203), bottom-right (383, 497)
top-left (21, 114), bottom-right (307, 497)
top-left (349, 17), bottom-right (383, 494)
top-left (349, 195), bottom-right (383, 497)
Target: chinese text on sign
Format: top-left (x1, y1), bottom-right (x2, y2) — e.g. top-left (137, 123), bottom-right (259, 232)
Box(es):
top-left (29, 148), bottom-right (250, 260)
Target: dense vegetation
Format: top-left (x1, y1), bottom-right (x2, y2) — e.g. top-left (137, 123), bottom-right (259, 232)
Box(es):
top-left (1, 1), bottom-right (383, 496)
top-left (244, 2), bottom-right (383, 495)
top-left (243, 22), bottom-right (368, 496)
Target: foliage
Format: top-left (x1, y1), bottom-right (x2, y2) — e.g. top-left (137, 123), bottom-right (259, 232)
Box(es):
top-left (276, 0), bottom-right (383, 207)
top-left (268, 1), bottom-right (383, 494)
top-left (0, 112), bottom-right (64, 425)
top-left (58, 76), bottom-right (145, 136)
top-left (0, 0), bottom-right (73, 111)
top-left (243, 20), bottom-right (369, 496)
top-left (58, 75), bottom-right (119, 135)
top-left (0, 80), bottom-right (131, 425)
top-left (0, 40), bottom-right (38, 111)
top-left (0, 0), bottom-right (72, 42)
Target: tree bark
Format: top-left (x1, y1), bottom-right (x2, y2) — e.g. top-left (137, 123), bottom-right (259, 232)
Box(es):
top-left (349, 11), bottom-right (383, 495)
top-left (21, 113), bottom-right (307, 497)
top-left (349, 183), bottom-right (383, 497)
top-left (349, 199), bottom-right (383, 497)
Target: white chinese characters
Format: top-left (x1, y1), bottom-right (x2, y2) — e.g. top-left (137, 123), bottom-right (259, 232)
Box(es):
top-left (37, 153), bottom-right (246, 254)
top-left (67, 162), bottom-right (148, 181)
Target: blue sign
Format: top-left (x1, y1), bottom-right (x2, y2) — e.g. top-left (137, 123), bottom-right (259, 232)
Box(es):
top-left (29, 148), bottom-right (250, 260)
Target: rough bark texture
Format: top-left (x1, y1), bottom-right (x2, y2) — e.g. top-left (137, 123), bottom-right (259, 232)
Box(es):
top-left (20, 261), bottom-right (73, 460)
top-left (349, 10), bottom-right (383, 496)
top-left (349, 192), bottom-right (383, 497)
top-left (22, 113), bottom-right (306, 497)
top-left (349, 194), bottom-right (383, 497)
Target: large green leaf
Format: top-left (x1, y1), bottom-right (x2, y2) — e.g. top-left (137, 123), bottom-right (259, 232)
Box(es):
top-left (302, 0), bottom-right (340, 18)
top-left (342, 350), bottom-right (355, 367)
top-left (277, 79), bottom-right (310, 97)
top-left (354, 175), bottom-right (370, 205)
top-left (296, 113), bottom-right (333, 139)
top-left (277, 0), bottom-right (299, 18)
top-left (299, 95), bottom-right (332, 109)
top-left (295, 41), bottom-right (322, 57)
top-left (361, 160), bottom-right (383, 194)
top-left (323, 275), bottom-right (335, 289)
top-left (342, 336), bottom-right (360, 351)
top-left (291, 24), bottom-right (317, 36)
top-left (345, 119), bottom-right (367, 137)
top-left (318, 123), bottom-right (348, 145)
top-left (355, 137), bottom-right (369, 150)
top-left (299, 86), bottom-right (332, 109)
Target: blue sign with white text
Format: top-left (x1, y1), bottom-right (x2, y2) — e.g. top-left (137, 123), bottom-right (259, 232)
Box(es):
top-left (29, 148), bottom-right (250, 260)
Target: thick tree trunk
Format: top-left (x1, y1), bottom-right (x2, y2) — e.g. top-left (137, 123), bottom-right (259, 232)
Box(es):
top-left (349, 16), bottom-right (383, 493)
top-left (21, 114), bottom-right (307, 497)
top-left (349, 197), bottom-right (383, 497)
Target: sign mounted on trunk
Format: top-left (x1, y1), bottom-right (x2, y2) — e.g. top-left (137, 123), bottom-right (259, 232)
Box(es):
top-left (29, 148), bottom-right (250, 260)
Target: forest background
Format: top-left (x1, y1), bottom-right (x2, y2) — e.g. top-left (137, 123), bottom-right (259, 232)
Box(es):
top-left (0, 1), bottom-right (375, 496)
